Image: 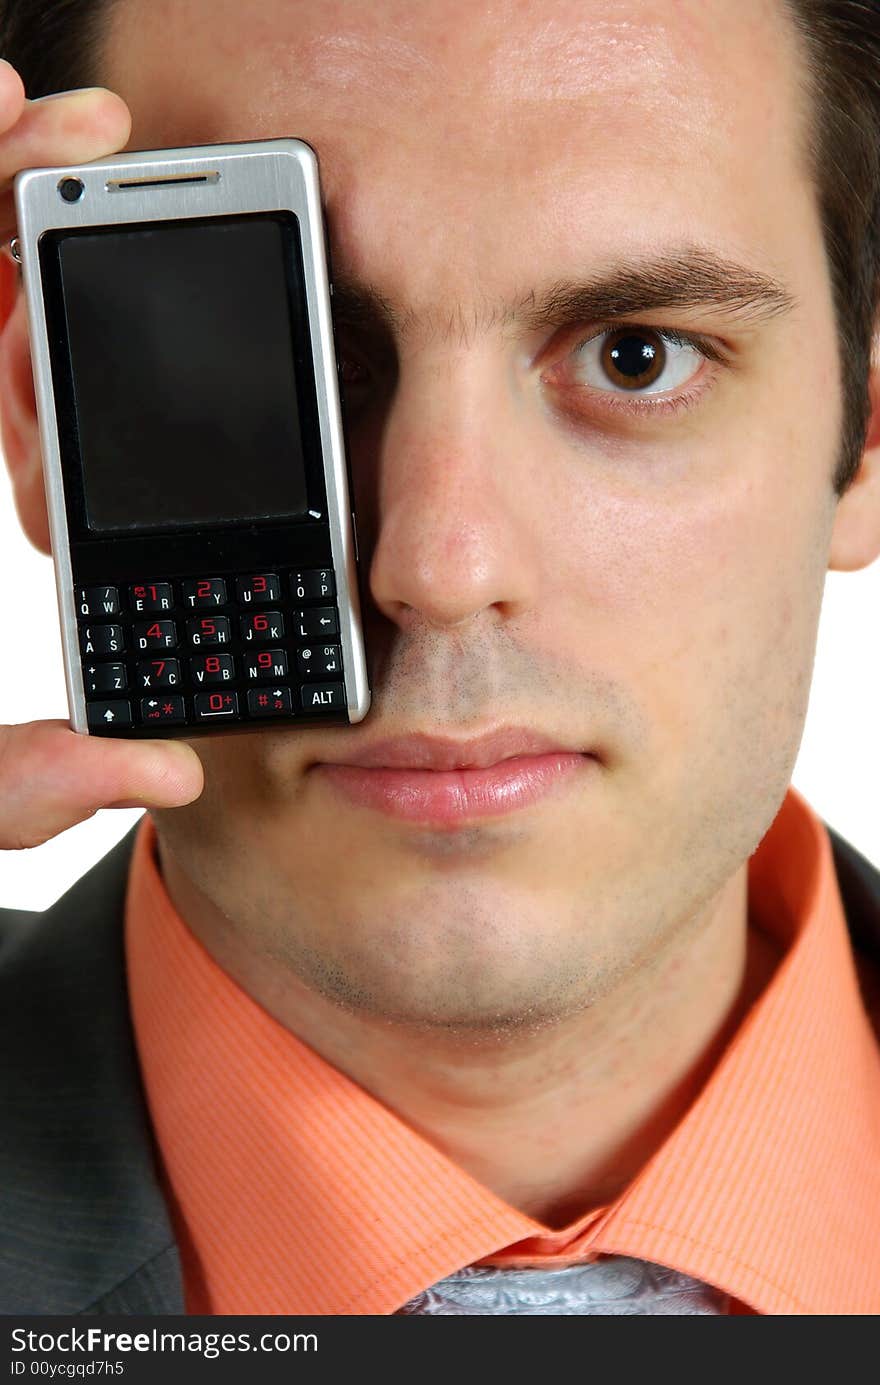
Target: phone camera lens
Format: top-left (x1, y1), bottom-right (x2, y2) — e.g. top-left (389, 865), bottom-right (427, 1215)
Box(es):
top-left (58, 177), bottom-right (84, 203)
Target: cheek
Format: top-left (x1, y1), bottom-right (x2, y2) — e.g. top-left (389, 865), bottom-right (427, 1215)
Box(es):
top-left (550, 436), bottom-right (832, 806)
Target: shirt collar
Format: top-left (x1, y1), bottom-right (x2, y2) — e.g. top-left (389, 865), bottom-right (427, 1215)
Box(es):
top-left (124, 785), bottom-right (880, 1314)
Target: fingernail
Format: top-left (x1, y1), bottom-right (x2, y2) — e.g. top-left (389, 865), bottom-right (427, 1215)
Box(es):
top-left (30, 87), bottom-right (108, 105)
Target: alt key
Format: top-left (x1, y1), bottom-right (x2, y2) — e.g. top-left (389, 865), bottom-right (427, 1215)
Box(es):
top-left (300, 681), bottom-right (346, 715)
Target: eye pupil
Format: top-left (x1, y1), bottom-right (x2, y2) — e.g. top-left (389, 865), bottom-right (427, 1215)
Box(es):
top-left (604, 330), bottom-right (663, 387)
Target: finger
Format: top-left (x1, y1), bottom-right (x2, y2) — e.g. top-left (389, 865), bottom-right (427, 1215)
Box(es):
top-left (0, 720), bottom-right (204, 850)
top-left (0, 84), bottom-right (132, 243)
top-left (0, 59), bottom-right (26, 137)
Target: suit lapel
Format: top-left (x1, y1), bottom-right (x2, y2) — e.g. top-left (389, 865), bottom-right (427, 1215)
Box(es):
top-left (0, 824), bottom-right (184, 1314)
top-left (828, 824), bottom-right (880, 963)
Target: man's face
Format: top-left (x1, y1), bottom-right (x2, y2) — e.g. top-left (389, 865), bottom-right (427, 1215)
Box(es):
top-left (100, 0), bottom-right (841, 1030)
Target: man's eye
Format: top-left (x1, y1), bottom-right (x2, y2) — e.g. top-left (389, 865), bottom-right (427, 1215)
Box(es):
top-left (335, 352), bottom-right (372, 414)
top-left (337, 354), bottom-right (367, 384)
top-left (545, 324), bottom-right (725, 420)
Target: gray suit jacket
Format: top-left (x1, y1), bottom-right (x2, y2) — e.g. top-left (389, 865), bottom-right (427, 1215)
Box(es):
top-left (1, 818), bottom-right (879, 1315)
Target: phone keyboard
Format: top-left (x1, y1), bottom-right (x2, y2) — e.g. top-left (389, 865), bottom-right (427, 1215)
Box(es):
top-left (76, 568), bottom-right (347, 734)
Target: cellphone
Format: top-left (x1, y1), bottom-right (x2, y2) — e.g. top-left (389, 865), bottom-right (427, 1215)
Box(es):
top-left (12, 138), bottom-right (370, 738)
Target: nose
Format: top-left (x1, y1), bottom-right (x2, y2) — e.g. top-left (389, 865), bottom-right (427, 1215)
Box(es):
top-left (361, 347), bottom-right (540, 633)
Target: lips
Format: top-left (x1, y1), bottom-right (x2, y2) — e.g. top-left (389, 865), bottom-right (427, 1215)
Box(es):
top-left (316, 728), bottom-right (589, 771)
top-left (310, 728), bottom-right (597, 825)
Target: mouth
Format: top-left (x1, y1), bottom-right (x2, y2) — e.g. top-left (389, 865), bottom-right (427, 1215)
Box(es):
top-left (310, 729), bottom-right (599, 825)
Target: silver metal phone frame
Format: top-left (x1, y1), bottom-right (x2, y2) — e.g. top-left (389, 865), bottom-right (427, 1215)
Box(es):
top-left (13, 138), bottom-right (371, 732)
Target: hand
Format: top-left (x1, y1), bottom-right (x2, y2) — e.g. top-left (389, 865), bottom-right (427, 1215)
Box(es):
top-left (0, 718), bottom-right (204, 849)
top-left (0, 57), bottom-right (133, 248)
top-left (0, 61), bottom-right (204, 850)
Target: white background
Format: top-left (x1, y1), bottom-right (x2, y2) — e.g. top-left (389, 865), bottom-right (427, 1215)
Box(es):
top-left (0, 457), bottom-right (877, 912)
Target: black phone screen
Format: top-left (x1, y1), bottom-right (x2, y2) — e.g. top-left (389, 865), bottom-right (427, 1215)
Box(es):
top-left (53, 213), bottom-right (312, 532)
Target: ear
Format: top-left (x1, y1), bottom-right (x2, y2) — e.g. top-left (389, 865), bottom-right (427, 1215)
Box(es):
top-left (828, 331), bottom-right (880, 572)
top-left (0, 252), bottom-right (51, 554)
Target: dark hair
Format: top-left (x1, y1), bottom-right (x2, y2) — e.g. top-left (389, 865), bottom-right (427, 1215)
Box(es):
top-left (1, 0), bottom-right (879, 499)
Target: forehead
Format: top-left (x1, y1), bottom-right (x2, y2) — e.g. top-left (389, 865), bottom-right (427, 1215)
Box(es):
top-left (101, 0), bottom-right (813, 299)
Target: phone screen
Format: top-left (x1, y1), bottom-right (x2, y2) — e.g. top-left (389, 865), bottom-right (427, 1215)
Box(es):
top-left (52, 213), bottom-right (311, 532)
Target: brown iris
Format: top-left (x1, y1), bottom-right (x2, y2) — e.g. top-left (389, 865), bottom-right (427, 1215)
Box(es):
top-left (601, 328), bottom-right (666, 390)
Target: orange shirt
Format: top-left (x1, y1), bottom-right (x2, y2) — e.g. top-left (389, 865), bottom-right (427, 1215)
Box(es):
top-left (124, 785), bottom-right (880, 1315)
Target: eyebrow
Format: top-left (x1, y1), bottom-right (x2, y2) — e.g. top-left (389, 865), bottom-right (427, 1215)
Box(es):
top-left (328, 243), bottom-right (798, 345)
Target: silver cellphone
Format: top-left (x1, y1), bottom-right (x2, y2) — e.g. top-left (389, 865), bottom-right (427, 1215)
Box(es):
top-left (12, 138), bottom-right (371, 738)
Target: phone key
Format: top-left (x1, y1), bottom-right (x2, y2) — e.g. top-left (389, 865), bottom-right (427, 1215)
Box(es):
top-left (291, 569), bottom-right (335, 602)
top-left (140, 695), bottom-right (186, 724)
top-left (194, 691), bottom-right (239, 720)
top-left (236, 573), bottom-right (281, 605)
top-left (300, 681), bottom-right (346, 714)
top-left (129, 582), bottom-right (174, 613)
top-left (295, 606), bottom-right (339, 640)
top-left (80, 624), bottom-right (125, 656)
top-left (77, 586), bottom-right (119, 618)
top-left (190, 653), bottom-right (236, 685)
top-left (247, 686), bottom-right (294, 717)
top-left (181, 577), bottom-right (227, 609)
top-left (83, 661), bottom-right (127, 696)
top-left (244, 648), bottom-right (289, 681)
top-left (240, 611), bottom-right (285, 643)
top-left (135, 658), bottom-right (181, 689)
top-left (187, 615), bottom-right (231, 647)
top-left (296, 644), bottom-right (341, 679)
top-left (133, 620), bottom-right (178, 651)
top-left (87, 699), bottom-right (132, 730)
